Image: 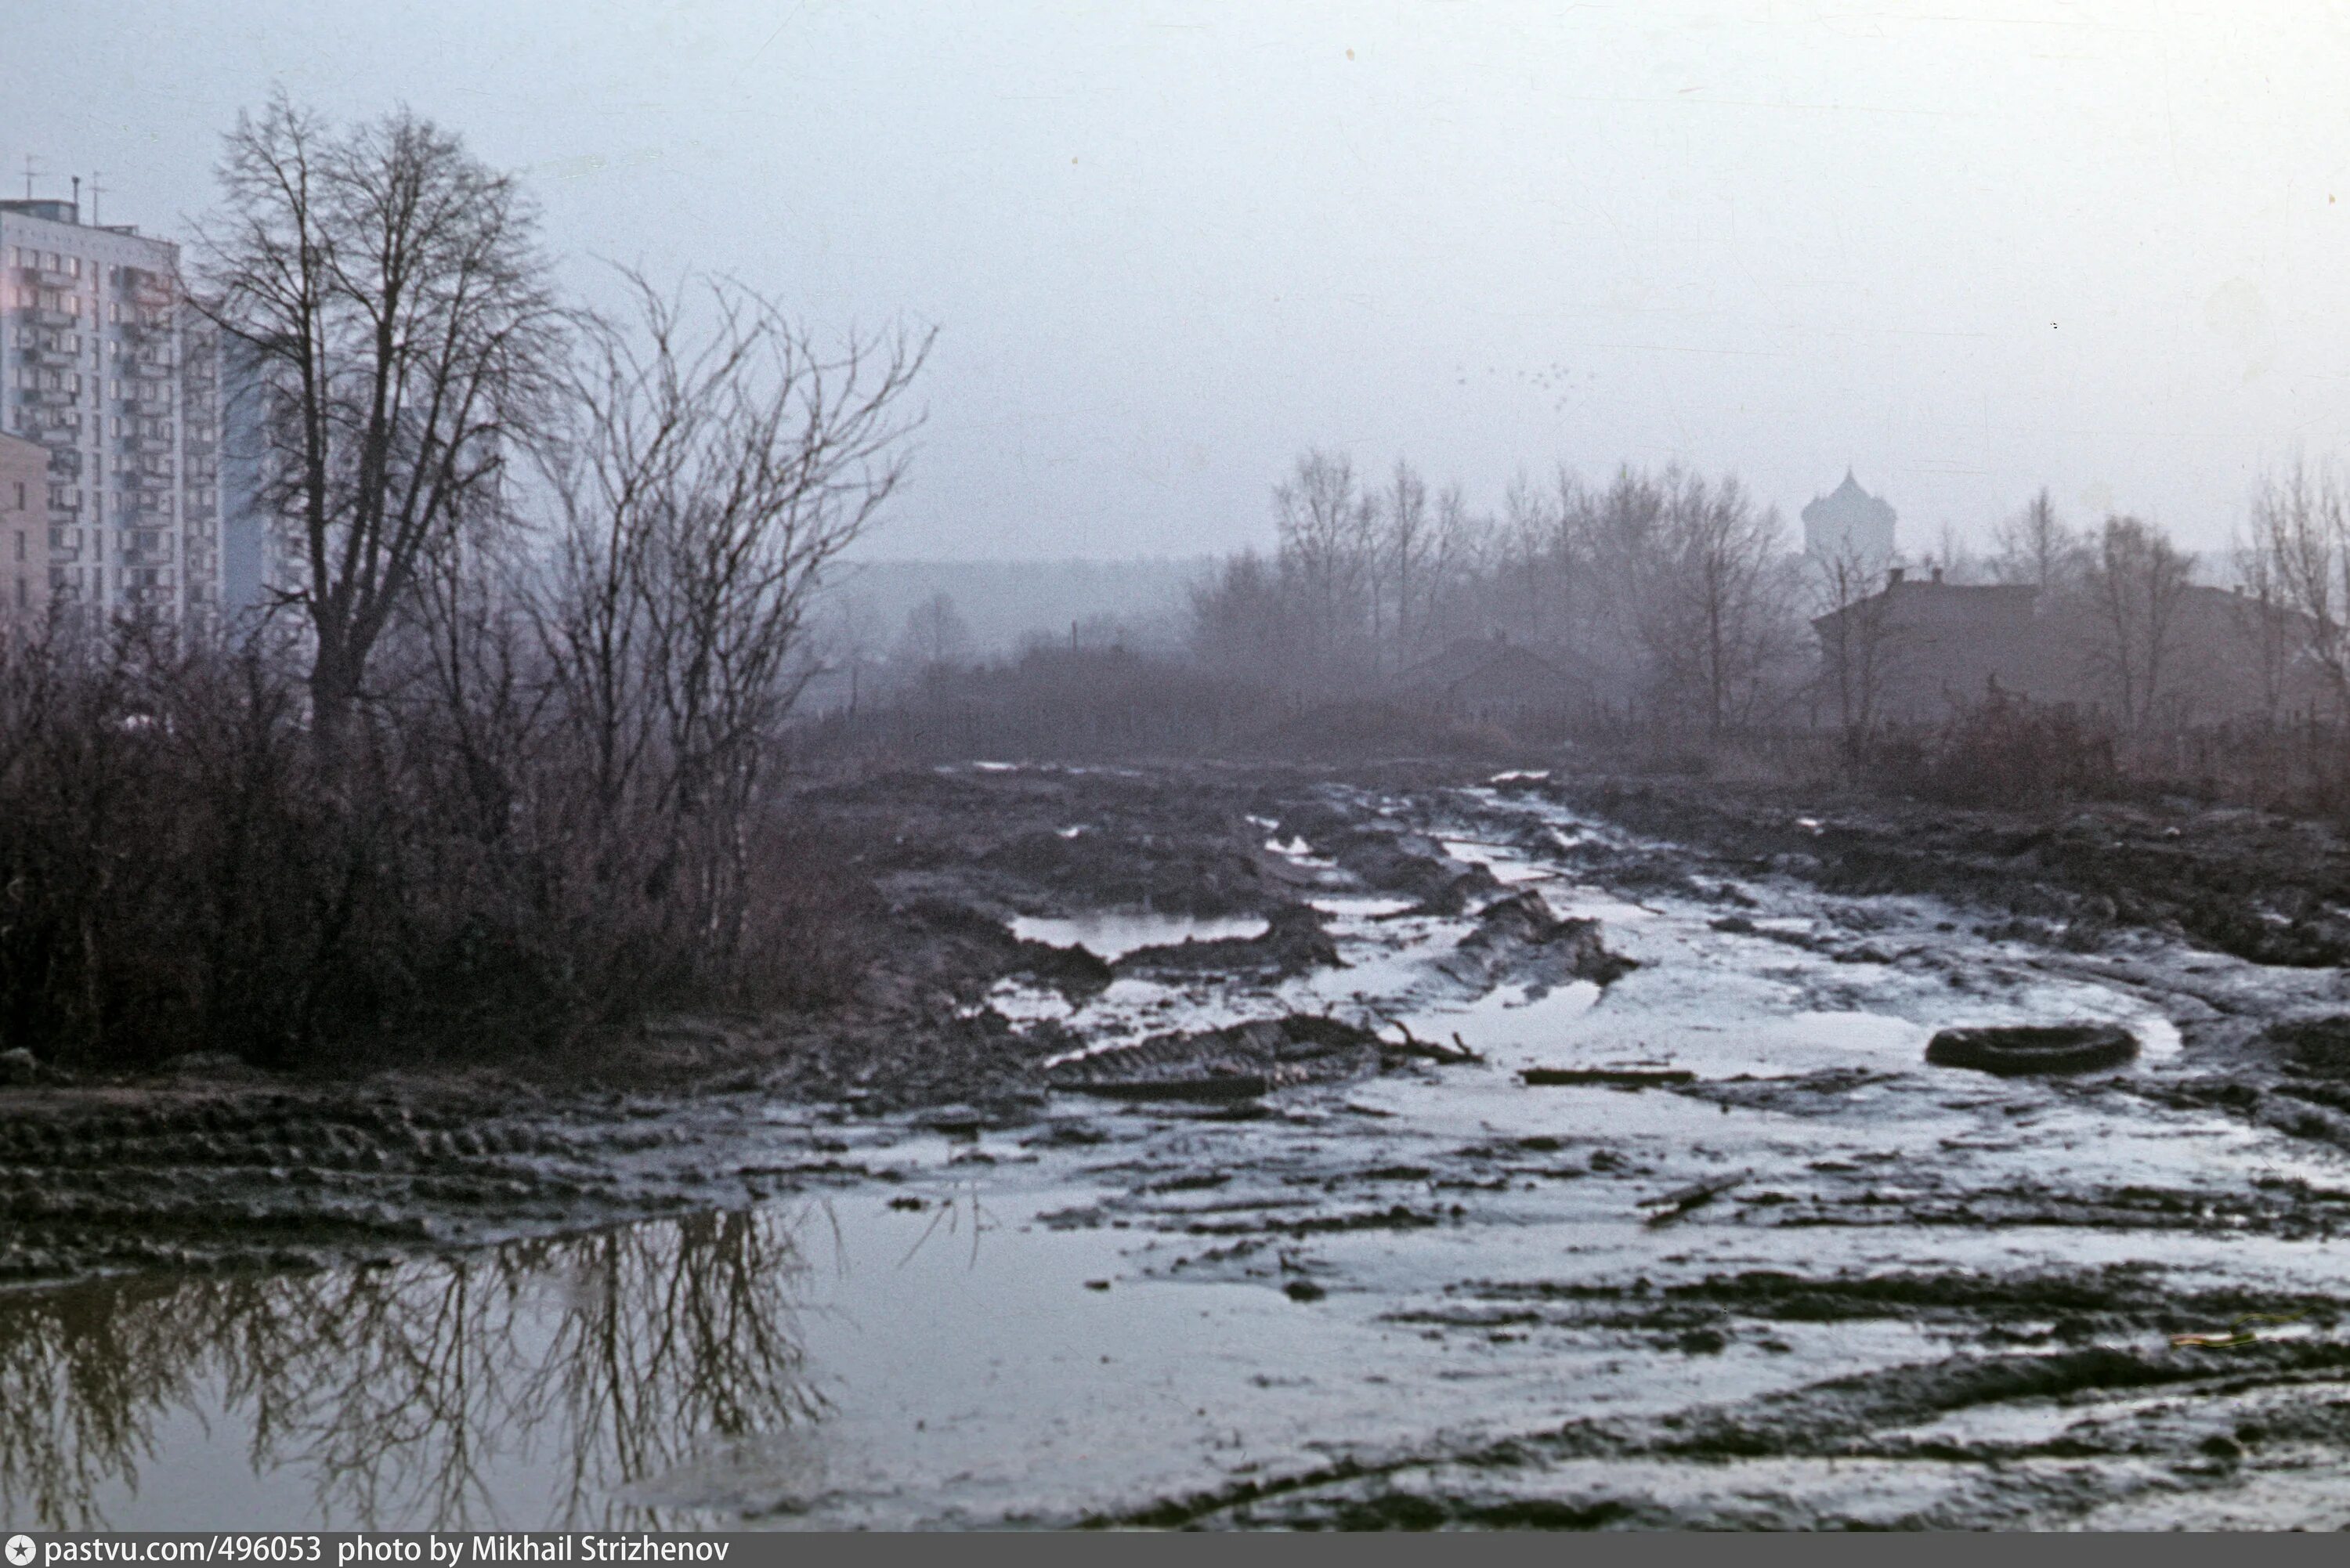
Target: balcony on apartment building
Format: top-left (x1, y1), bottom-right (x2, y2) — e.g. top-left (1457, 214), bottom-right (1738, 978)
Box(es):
top-left (24, 346), bottom-right (79, 369)
top-left (18, 307), bottom-right (76, 330)
top-left (20, 265), bottom-right (76, 291)
top-left (19, 387), bottom-right (79, 408)
top-left (128, 357), bottom-right (174, 379)
top-left (123, 274), bottom-right (173, 308)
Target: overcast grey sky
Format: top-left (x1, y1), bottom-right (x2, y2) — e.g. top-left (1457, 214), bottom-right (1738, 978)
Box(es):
top-left (7, 2), bottom-right (2346, 560)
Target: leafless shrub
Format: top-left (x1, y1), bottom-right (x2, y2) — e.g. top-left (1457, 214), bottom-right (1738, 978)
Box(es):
top-left (1874, 689), bottom-right (2118, 807)
top-left (0, 110), bottom-right (927, 1071)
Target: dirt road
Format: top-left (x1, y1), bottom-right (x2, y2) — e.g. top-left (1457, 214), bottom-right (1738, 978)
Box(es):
top-left (5, 761), bottom-right (2350, 1529)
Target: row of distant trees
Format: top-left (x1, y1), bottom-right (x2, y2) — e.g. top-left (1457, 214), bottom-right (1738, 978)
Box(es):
top-left (1190, 450), bottom-right (2350, 752)
top-left (1188, 451), bottom-right (1800, 734)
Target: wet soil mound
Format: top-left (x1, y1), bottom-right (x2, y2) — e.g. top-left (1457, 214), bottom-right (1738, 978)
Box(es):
top-left (1925, 1023), bottom-right (2138, 1076)
top-left (2264, 1017), bottom-right (2350, 1078)
top-left (884, 898), bottom-right (1115, 999)
top-left (1048, 1015), bottom-right (1386, 1102)
top-left (1440, 890), bottom-right (1639, 989)
top-left (1552, 777), bottom-right (2350, 969)
top-left (1112, 903), bottom-right (1340, 981)
top-left (1335, 833), bottom-right (1499, 909)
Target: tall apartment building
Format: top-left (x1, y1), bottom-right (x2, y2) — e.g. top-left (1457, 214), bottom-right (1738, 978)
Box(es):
top-left (0, 195), bottom-right (223, 626)
top-left (0, 430), bottom-right (45, 625)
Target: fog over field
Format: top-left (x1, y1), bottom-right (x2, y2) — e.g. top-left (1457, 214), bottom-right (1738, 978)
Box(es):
top-left (17, 5), bottom-right (2350, 1536)
top-left (9, 2), bottom-right (2350, 562)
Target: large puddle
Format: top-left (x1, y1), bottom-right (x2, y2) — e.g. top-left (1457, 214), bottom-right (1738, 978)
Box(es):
top-left (1010, 912), bottom-right (1270, 960)
top-left (8, 783), bottom-right (2350, 1529)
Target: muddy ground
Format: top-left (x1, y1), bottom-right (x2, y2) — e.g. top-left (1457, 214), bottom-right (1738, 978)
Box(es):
top-left (8, 756), bottom-right (2350, 1529)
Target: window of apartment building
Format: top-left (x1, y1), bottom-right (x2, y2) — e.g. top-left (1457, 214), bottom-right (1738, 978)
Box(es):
top-left (10, 482), bottom-right (21, 510)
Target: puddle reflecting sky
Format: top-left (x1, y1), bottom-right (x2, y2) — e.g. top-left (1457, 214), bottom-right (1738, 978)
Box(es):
top-left (0, 1211), bottom-right (822, 1532)
top-left (1010, 912), bottom-right (1270, 959)
top-left (9, 784), bottom-right (2346, 1530)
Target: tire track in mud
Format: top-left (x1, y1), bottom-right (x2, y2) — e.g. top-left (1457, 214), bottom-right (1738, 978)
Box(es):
top-left (1003, 769), bottom-right (2350, 1529)
top-left (1094, 1338), bottom-right (2350, 1529)
top-left (13, 761), bottom-right (2350, 1527)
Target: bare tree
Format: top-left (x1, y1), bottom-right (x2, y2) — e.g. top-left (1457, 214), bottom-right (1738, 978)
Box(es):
top-left (1419, 480), bottom-right (1483, 652)
top-left (1378, 457), bottom-right (1431, 668)
top-left (1564, 464), bottom-right (1671, 695)
top-left (1188, 549), bottom-right (1301, 675)
top-left (1931, 519), bottom-right (1978, 583)
top-left (1991, 488), bottom-right (2083, 592)
top-left (2080, 513), bottom-right (2196, 732)
top-left (896, 591), bottom-right (974, 671)
top-left (1809, 543), bottom-right (1904, 768)
top-left (2246, 461), bottom-right (2350, 717)
top-left (1272, 450), bottom-right (1372, 665)
top-left (194, 93), bottom-right (566, 751)
top-left (1495, 468), bottom-right (1555, 645)
top-left (2230, 517), bottom-right (2300, 727)
top-left (536, 270), bottom-right (930, 961)
top-left (1640, 468), bottom-right (1794, 735)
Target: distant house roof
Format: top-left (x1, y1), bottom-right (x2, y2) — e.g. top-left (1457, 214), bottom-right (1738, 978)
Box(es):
top-left (1810, 573), bottom-right (2037, 638)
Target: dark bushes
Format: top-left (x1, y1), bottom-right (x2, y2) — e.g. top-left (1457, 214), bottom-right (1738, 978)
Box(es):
top-left (0, 628), bottom-right (871, 1072)
top-left (1871, 690), bottom-right (2118, 806)
top-left (802, 645), bottom-right (1292, 762)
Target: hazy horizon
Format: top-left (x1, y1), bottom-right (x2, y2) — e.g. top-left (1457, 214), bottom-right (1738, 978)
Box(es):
top-left (9, 2), bottom-right (2347, 564)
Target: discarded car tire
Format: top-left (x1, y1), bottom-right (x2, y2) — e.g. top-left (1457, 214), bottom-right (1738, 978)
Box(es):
top-left (1924, 1023), bottom-right (2138, 1076)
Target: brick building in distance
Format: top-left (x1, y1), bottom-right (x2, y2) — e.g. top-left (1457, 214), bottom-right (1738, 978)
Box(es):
top-left (1812, 565), bottom-right (2333, 730)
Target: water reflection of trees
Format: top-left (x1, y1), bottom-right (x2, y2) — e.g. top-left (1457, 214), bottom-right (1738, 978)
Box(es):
top-left (0, 1208), bottom-right (824, 1531)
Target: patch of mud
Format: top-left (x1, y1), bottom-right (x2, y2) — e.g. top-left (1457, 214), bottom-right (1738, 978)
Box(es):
top-left (1437, 888), bottom-right (1638, 990)
top-left (1112, 904), bottom-right (1342, 981)
top-left (16, 757), bottom-right (2350, 1529)
top-left (1047, 1015), bottom-right (1390, 1101)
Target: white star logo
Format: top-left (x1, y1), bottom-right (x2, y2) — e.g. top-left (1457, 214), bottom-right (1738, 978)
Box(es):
top-left (5, 1534), bottom-right (34, 1566)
